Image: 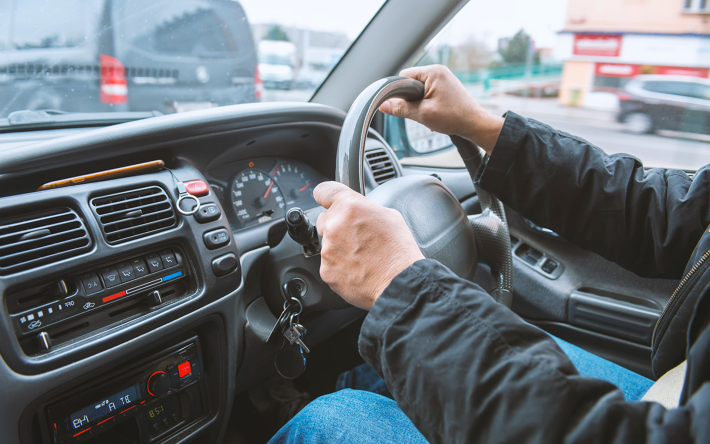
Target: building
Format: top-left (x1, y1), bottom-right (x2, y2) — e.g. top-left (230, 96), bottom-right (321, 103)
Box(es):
top-left (555, 0), bottom-right (710, 106)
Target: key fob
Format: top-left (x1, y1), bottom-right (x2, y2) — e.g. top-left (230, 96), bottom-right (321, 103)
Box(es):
top-left (275, 342), bottom-right (307, 379)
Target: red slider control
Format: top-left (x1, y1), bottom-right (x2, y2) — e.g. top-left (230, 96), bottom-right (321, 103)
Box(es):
top-left (178, 361), bottom-right (192, 378)
top-left (184, 180), bottom-right (209, 197)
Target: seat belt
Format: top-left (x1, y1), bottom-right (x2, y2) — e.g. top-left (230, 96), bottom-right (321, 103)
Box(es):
top-left (640, 360), bottom-right (687, 409)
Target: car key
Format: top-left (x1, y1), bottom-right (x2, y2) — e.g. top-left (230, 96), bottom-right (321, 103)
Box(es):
top-left (283, 323), bottom-right (310, 354)
top-left (267, 297), bottom-right (303, 343)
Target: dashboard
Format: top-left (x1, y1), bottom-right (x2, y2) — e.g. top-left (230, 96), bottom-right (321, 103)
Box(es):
top-left (205, 157), bottom-right (326, 231)
top-left (0, 103), bottom-right (399, 444)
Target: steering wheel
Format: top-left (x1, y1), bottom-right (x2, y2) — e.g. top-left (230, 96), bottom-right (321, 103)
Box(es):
top-left (336, 76), bottom-right (513, 307)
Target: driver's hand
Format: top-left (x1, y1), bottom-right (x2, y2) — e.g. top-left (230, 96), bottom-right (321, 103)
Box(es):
top-left (314, 181), bottom-right (425, 310)
top-left (379, 64), bottom-right (504, 154)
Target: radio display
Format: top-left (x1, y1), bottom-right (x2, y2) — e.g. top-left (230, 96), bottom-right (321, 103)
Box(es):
top-left (69, 384), bottom-right (141, 430)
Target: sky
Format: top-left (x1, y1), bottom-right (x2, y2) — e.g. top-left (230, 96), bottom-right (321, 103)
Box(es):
top-left (238, 0), bottom-right (569, 50)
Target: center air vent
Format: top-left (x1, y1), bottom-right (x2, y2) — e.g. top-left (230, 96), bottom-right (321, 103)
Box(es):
top-left (366, 148), bottom-right (397, 185)
top-left (0, 208), bottom-right (92, 275)
top-left (91, 186), bottom-right (176, 244)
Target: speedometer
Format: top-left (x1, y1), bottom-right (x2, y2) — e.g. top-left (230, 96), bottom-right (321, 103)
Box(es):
top-left (231, 169), bottom-right (285, 229)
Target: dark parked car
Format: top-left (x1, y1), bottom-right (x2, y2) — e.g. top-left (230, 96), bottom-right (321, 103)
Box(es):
top-left (0, 0), bottom-right (260, 118)
top-left (617, 75), bottom-right (710, 135)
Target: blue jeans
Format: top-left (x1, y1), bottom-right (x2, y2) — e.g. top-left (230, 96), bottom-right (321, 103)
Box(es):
top-left (268, 336), bottom-right (654, 444)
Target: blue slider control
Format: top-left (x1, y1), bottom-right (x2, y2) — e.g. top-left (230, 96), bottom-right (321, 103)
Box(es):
top-left (162, 271), bottom-right (183, 282)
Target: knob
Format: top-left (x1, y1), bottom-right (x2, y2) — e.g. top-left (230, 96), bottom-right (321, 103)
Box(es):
top-left (37, 331), bottom-right (52, 351)
top-left (285, 208), bottom-right (320, 257)
top-left (147, 371), bottom-right (170, 397)
top-left (146, 290), bottom-right (162, 307)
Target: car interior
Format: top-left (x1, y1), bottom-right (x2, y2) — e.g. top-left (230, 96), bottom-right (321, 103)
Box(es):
top-left (0, 0), bottom-right (694, 443)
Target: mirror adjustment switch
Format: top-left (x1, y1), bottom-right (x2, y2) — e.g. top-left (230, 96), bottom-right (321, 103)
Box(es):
top-left (203, 228), bottom-right (231, 250)
top-left (194, 203), bottom-right (221, 223)
top-left (80, 271), bottom-right (102, 295)
top-left (145, 253), bottom-right (164, 273)
top-left (116, 262), bottom-right (135, 282)
top-left (212, 253), bottom-right (238, 276)
top-left (99, 266), bottom-right (121, 288)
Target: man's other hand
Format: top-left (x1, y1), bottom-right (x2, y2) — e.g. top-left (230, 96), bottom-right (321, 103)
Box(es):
top-left (314, 181), bottom-right (425, 310)
top-left (379, 64), bottom-right (504, 154)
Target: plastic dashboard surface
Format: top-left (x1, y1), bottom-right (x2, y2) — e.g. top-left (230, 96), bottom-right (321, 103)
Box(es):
top-left (0, 102), bottom-right (374, 444)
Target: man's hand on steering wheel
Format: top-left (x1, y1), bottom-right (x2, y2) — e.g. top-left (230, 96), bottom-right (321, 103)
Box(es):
top-left (314, 181), bottom-right (424, 310)
top-left (379, 65), bottom-right (504, 154)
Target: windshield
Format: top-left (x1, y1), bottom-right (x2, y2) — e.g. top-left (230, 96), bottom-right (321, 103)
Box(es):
top-left (0, 0), bottom-right (385, 120)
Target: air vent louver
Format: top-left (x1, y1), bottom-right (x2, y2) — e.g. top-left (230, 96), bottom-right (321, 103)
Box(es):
top-left (91, 186), bottom-right (176, 244)
top-left (0, 208), bottom-right (92, 275)
top-left (366, 148), bottom-right (397, 185)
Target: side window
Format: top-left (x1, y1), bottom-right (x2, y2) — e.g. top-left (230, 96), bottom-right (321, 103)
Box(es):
top-left (120, 0), bottom-right (238, 57)
top-left (386, 0), bottom-right (710, 171)
top-left (11, 0), bottom-right (86, 49)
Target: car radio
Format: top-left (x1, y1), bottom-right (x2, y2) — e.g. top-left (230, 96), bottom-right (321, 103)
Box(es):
top-left (46, 337), bottom-right (205, 444)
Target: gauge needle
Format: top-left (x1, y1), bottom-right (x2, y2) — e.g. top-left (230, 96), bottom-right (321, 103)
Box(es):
top-left (299, 183), bottom-right (311, 192)
top-left (263, 181), bottom-right (274, 198)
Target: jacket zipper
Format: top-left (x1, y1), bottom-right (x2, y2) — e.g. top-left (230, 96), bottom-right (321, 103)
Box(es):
top-left (652, 250), bottom-right (710, 349)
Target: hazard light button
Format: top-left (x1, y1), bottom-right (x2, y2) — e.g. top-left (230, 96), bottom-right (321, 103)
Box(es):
top-left (178, 361), bottom-right (191, 378)
top-left (184, 180), bottom-right (209, 197)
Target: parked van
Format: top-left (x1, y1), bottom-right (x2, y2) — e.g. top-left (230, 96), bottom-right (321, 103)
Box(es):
top-left (0, 0), bottom-right (259, 117)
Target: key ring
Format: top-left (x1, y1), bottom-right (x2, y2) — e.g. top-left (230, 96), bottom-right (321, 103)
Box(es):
top-left (283, 297), bottom-right (303, 316)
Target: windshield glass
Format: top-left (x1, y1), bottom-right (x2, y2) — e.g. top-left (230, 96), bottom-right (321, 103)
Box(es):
top-left (0, 0), bottom-right (385, 120)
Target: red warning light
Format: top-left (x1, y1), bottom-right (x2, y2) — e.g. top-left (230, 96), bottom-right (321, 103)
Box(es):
top-left (248, 161), bottom-right (255, 168)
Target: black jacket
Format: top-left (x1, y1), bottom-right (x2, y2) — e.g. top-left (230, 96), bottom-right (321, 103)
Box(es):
top-left (358, 112), bottom-right (710, 443)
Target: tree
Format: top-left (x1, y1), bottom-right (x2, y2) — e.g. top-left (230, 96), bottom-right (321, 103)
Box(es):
top-left (498, 29), bottom-right (540, 65)
top-left (265, 25), bottom-right (289, 42)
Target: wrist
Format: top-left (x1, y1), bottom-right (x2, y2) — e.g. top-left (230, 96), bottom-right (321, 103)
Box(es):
top-left (367, 253), bottom-right (424, 309)
top-left (461, 106), bottom-right (504, 155)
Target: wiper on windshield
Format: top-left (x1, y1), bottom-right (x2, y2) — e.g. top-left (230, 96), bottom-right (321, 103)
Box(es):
top-left (0, 109), bottom-right (163, 133)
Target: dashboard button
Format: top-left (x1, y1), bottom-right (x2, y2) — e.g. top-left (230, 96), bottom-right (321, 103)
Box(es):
top-left (131, 258), bottom-right (149, 278)
top-left (193, 203), bottom-right (221, 223)
top-left (145, 254), bottom-right (164, 273)
top-left (212, 253), bottom-right (238, 276)
top-left (99, 266), bottom-right (121, 288)
top-left (203, 228), bottom-right (231, 250)
top-left (159, 250), bottom-right (177, 268)
top-left (184, 180), bottom-right (209, 196)
top-left (116, 262), bottom-right (135, 282)
top-left (80, 272), bottom-right (103, 295)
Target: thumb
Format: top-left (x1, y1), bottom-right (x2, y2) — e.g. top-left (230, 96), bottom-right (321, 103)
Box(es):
top-left (379, 98), bottom-right (418, 120)
top-left (313, 181), bottom-right (360, 209)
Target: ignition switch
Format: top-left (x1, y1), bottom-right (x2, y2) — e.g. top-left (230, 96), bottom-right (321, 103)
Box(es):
top-left (283, 277), bottom-right (308, 300)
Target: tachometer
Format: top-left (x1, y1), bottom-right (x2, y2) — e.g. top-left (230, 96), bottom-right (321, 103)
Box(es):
top-left (272, 162), bottom-right (317, 207)
top-left (231, 169), bottom-right (285, 229)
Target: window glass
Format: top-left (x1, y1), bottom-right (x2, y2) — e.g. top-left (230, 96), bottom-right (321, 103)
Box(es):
top-left (11, 0), bottom-right (87, 49)
top-left (390, 0), bottom-right (710, 171)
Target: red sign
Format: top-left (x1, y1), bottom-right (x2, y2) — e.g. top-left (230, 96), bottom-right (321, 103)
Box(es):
top-left (574, 34), bottom-right (622, 57)
top-left (595, 63), bottom-right (639, 77)
top-left (655, 66), bottom-right (709, 78)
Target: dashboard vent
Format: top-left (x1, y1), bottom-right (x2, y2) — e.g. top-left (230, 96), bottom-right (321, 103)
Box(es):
top-left (91, 186), bottom-right (176, 244)
top-left (0, 208), bottom-right (92, 275)
top-left (366, 148), bottom-right (397, 185)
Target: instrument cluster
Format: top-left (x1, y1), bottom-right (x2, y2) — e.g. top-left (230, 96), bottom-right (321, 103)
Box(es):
top-left (207, 157), bottom-right (326, 231)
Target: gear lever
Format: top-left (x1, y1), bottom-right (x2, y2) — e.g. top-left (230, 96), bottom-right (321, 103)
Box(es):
top-left (285, 207), bottom-right (321, 257)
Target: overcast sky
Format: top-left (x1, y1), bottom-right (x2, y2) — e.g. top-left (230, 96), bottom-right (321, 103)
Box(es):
top-left (238, 0), bottom-right (569, 49)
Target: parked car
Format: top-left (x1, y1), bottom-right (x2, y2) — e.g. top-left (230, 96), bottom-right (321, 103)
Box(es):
top-left (617, 75), bottom-right (710, 134)
top-left (0, 0), bottom-right (259, 117)
top-left (258, 40), bottom-right (297, 90)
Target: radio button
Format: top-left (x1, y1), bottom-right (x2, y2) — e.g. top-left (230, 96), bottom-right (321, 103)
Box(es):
top-left (99, 266), bottom-right (121, 288)
top-left (131, 258), bottom-right (149, 278)
top-left (80, 272), bottom-right (102, 295)
top-left (116, 262), bottom-right (135, 283)
top-left (178, 361), bottom-right (191, 378)
top-left (145, 254), bottom-right (164, 273)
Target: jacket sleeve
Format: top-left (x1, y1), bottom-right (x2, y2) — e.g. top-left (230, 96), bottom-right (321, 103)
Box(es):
top-left (476, 112), bottom-right (710, 279)
top-left (359, 259), bottom-right (704, 444)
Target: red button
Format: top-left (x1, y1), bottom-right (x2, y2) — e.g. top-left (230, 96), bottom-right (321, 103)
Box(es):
top-left (184, 180), bottom-right (209, 197)
top-left (178, 361), bottom-right (191, 378)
